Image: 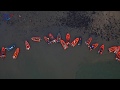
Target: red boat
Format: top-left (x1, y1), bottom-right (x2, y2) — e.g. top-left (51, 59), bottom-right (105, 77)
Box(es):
top-left (60, 39), bottom-right (68, 50)
top-left (108, 46), bottom-right (118, 53)
top-left (48, 33), bottom-right (56, 43)
top-left (114, 46), bottom-right (120, 54)
top-left (31, 37), bottom-right (41, 42)
top-left (98, 44), bottom-right (105, 54)
top-left (85, 37), bottom-right (92, 47)
top-left (1, 47), bottom-right (6, 59)
top-left (89, 43), bottom-right (99, 51)
top-left (71, 38), bottom-right (79, 47)
top-left (116, 51), bottom-right (120, 61)
top-left (25, 41), bottom-right (30, 50)
top-left (66, 33), bottom-right (70, 45)
top-left (13, 48), bottom-right (20, 59)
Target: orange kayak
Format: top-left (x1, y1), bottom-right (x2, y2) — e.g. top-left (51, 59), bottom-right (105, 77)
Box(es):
top-left (13, 48), bottom-right (20, 59)
top-left (98, 44), bottom-right (104, 54)
top-left (31, 37), bottom-right (41, 42)
top-left (44, 36), bottom-right (51, 44)
top-left (1, 47), bottom-right (6, 58)
top-left (60, 39), bottom-right (68, 50)
top-left (66, 33), bottom-right (70, 45)
top-left (89, 43), bottom-right (99, 51)
top-left (108, 46), bottom-right (118, 53)
top-left (25, 41), bottom-right (30, 50)
top-left (116, 51), bottom-right (120, 61)
top-left (85, 37), bottom-right (92, 46)
top-left (71, 38), bottom-right (79, 47)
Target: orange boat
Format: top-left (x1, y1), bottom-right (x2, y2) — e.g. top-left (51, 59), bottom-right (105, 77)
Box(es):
top-left (114, 46), bottom-right (120, 54)
top-left (98, 44), bottom-right (105, 54)
top-left (60, 39), bottom-right (68, 50)
top-left (31, 37), bottom-right (41, 42)
top-left (89, 43), bottom-right (99, 51)
top-left (13, 48), bottom-right (20, 59)
top-left (66, 33), bottom-right (70, 45)
top-left (85, 37), bottom-right (92, 46)
top-left (108, 46), bottom-right (118, 53)
top-left (44, 36), bottom-right (51, 44)
top-left (25, 41), bottom-right (30, 50)
top-left (116, 51), bottom-right (120, 61)
top-left (71, 38), bottom-right (79, 47)
top-left (1, 47), bottom-right (6, 58)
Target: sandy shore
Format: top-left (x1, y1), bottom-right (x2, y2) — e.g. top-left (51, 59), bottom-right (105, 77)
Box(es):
top-left (0, 11), bottom-right (120, 79)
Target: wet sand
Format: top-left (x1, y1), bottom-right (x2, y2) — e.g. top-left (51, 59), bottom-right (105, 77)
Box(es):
top-left (0, 11), bottom-right (120, 79)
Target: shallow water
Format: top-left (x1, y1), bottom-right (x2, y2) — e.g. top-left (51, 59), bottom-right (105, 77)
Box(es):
top-left (0, 11), bottom-right (120, 79)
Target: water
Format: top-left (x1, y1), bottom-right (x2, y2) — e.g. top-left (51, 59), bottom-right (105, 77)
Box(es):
top-left (0, 11), bottom-right (120, 79)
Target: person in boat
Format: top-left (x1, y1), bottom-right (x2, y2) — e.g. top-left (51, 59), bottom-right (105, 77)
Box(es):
top-left (78, 37), bottom-right (82, 45)
top-left (51, 39), bottom-right (57, 44)
top-left (1, 47), bottom-right (6, 58)
top-left (1, 52), bottom-right (6, 58)
top-left (46, 37), bottom-right (51, 44)
top-left (98, 48), bottom-right (104, 54)
top-left (89, 45), bottom-right (94, 51)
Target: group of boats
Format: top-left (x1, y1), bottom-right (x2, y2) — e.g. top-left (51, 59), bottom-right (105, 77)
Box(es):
top-left (85, 37), bottom-right (104, 54)
top-left (85, 37), bottom-right (120, 61)
top-left (0, 32), bottom-right (120, 61)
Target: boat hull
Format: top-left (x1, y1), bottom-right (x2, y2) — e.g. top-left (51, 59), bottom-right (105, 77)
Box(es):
top-left (13, 48), bottom-right (20, 59)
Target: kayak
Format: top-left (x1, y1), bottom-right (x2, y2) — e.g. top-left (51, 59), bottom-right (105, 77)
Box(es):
top-left (13, 48), bottom-right (20, 59)
top-left (1, 47), bottom-right (6, 58)
top-left (116, 51), bottom-right (120, 61)
top-left (60, 39), bottom-right (68, 50)
top-left (25, 41), bottom-right (30, 50)
top-left (108, 46), bottom-right (118, 53)
top-left (31, 37), bottom-right (41, 42)
top-left (44, 36), bottom-right (51, 44)
top-left (98, 44), bottom-right (105, 54)
top-left (78, 37), bottom-right (82, 45)
top-left (89, 43), bottom-right (99, 51)
top-left (48, 33), bottom-right (56, 43)
top-left (85, 37), bottom-right (92, 46)
top-left (56, 32), bottom-right (61, 43)
top-left (71, 38), bottom-right (79, 47)
top-left (66, 33), bottom-right (70, 45)
top-left (5, 44), bottom-right (15, 51)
